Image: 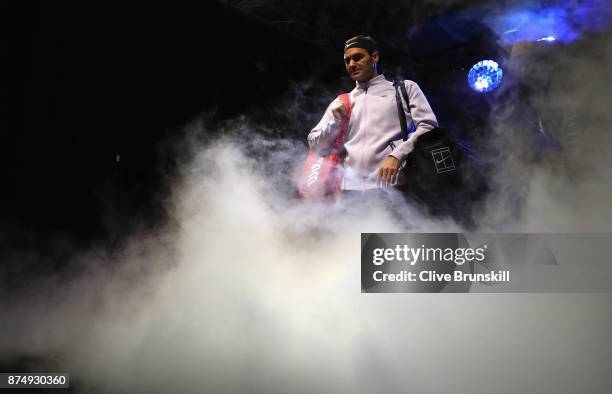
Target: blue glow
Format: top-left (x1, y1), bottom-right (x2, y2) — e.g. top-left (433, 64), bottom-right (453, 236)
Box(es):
top-left (467, 60), bottom-right (503, 93)
top-left (485, 0), bottom-right (612, 45)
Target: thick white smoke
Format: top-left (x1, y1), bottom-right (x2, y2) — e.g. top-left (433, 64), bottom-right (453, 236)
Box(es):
top-left (480, 32), bottom-right (612, 232)
top-left (1, 127), bottom-right (611, 393)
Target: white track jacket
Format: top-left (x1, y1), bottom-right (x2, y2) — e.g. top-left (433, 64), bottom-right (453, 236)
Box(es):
top-left (307, 74), bottom-right (438, 190)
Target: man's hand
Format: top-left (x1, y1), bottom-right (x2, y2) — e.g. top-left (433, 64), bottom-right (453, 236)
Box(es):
top-left (377, 156), bottom-right (401, 187)
top-left (330, 98), bottom-right (348, 121)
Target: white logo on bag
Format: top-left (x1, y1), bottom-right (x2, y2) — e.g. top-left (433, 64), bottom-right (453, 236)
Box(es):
top-left (307, 157), bottom-right (324, 187)
top-left (431, 147), bottom-right (455, 173)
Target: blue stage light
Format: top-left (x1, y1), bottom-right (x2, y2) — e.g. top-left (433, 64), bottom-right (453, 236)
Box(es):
top-left (467, 60), bottom-right (503, 93)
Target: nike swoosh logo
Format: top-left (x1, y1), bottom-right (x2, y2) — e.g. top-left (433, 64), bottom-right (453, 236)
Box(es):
top-left (346, 42), bottom-right (358, 48)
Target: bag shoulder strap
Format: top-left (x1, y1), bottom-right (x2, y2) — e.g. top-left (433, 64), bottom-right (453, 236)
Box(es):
top-left (398, 81), bottom-right (410, 109)
top-left (331, 92), bottom-right (352, 152)
top-left (393, 81), bottom-right (410, 142)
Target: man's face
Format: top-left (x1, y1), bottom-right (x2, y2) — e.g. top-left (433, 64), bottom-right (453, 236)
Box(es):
top-left (344, 47), bottom-right (378, 82)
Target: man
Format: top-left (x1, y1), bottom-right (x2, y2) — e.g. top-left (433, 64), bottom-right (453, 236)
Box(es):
top-left (307, 35), bottom-right (438, 194)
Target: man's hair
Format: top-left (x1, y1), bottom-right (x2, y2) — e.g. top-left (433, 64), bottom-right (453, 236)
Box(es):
top-left (344, 35), bottom-right (379, 55)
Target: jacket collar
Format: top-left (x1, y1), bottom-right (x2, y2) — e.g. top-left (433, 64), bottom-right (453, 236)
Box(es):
top-left (355, 74), bottom-right (386, 91)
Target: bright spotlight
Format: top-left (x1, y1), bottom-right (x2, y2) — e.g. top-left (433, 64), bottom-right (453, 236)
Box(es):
top-left (467, 60), bottom-right (503, 93)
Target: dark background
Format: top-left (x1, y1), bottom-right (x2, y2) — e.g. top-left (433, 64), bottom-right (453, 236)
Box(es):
top-left (2, 0), bottom-right (504, 266)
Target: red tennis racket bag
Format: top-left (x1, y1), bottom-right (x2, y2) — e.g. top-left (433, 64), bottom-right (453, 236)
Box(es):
top-left (298, 93), bottom-right (352, 200)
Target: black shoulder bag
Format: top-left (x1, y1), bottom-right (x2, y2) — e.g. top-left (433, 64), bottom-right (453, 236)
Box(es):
top-left (393, 80), bottom-right (463, 195)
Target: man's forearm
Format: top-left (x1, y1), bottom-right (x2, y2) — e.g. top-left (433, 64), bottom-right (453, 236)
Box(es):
top-left (389, 121), bottom-right (435, 164)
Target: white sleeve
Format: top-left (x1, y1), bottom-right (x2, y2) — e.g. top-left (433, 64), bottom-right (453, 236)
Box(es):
top-left (307, 98), bottom-right (343, 151)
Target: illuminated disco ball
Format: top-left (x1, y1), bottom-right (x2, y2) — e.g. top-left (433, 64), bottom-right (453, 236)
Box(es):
top-left (467, 60), bottom-right (503, 93)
